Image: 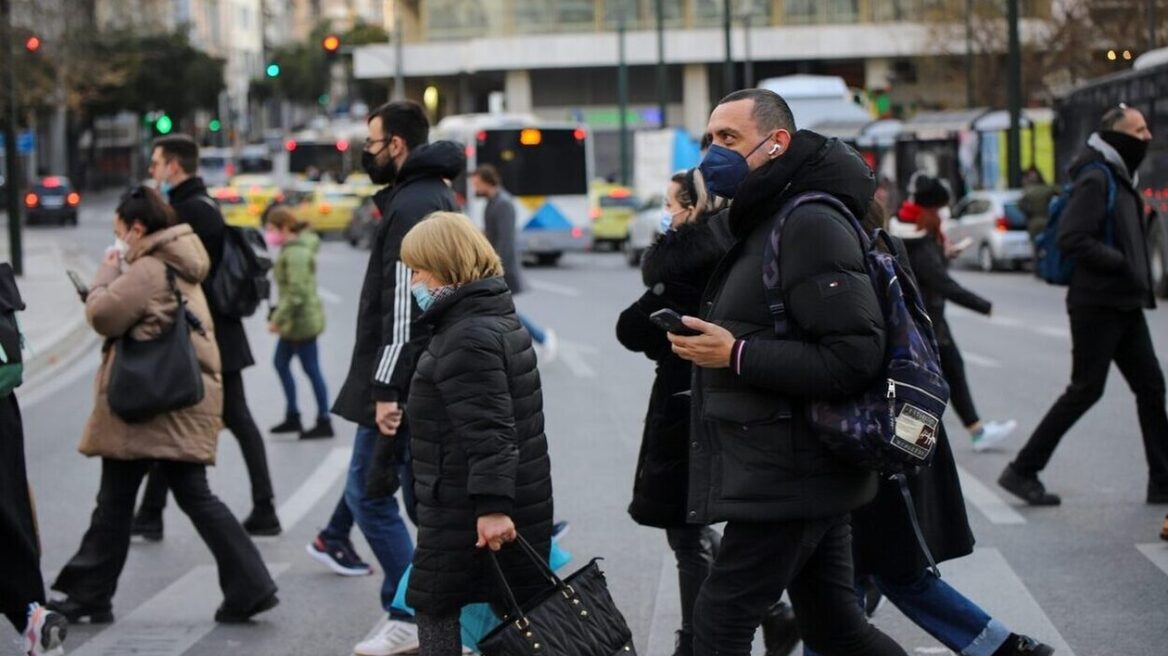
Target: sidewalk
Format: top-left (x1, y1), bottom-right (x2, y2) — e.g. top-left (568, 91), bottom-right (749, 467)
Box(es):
top-left (0, 229), bottom-right (98, 385)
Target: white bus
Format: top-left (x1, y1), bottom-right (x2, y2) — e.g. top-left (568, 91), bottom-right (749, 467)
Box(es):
top-left (433, 114), bottom-right (593, 266)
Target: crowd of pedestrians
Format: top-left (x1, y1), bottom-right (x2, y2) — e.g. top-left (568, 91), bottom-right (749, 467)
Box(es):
top-left (1, 87), bottom-right (1164, 656)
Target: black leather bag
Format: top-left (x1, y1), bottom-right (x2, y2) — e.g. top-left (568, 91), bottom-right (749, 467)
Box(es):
top-left (478, 535), bottom-right (636, 656)
top-left (108, 267), bottom-right (205, 422)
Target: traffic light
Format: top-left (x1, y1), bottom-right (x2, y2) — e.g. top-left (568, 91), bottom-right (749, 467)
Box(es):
top-left (322, 34), bottom-right (341, 56)
top-left (24, 34), bottom-right (40, 53)
top-left (208, 119), bottom-right (222, 133)
top-left (266, 63), bottom-right (280, 78)
top-left (155, 114), bottom-right (173, 135)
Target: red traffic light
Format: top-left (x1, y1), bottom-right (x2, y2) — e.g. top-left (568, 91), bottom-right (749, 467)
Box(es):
top-left (322, 35), bottom-right (341, 53)
top-left (24, 35), bottom-right (41, 53)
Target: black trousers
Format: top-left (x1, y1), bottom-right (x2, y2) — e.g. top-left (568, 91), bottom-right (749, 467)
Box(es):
top-left (140, 370), bottom-right (274, 511)
top-left (1014, 307), bottom-right (1168, 486)
top-left (52, 458), bottom-right (276, 611)
top-left (938, 336), bottom-right (979, 428)
top-left (0, 395), bottom-right (44, 632)
top-left (665, 525), bottom-right (719, 640)
top-left (692, 515), bottom-right (905, 656)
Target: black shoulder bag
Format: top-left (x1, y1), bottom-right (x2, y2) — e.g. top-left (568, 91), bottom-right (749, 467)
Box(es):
top-left (108, 266), bottom-right (206, 423)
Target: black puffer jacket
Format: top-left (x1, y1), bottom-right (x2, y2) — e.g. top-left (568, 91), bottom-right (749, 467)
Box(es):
top-left (616, 213), bottom-right (733, 528)
top-left (1060, 134), bottom-right (1156, 310)
top-left (405, 277), bottom-right (553, 614)
top-left (688, 131), bottom-right (882, 525)
top-left (888, 215), bottom-right (992, 343)
top-left (169, 177), bottom-right (254, 373)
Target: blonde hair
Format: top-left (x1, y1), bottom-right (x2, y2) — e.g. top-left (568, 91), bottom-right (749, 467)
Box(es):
top-left (401, 212), bottom-right (504, 285)
top-left (671, 167), bottom-right (725, 218)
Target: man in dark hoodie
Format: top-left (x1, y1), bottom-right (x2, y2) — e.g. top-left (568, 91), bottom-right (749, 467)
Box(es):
top-left (1000, 105), bottom-right (1168, 509)
top-left (668, 89), bottom-right (904, 656)
top-left (314, 101), bottom-right (464, 656)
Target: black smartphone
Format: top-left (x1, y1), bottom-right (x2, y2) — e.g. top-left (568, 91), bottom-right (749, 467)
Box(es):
top-left (649, 308), bottom-right (701, 336)
top-left (66, 270), bottom-right (88, 301)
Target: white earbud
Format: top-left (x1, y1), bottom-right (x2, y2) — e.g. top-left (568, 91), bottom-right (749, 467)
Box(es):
top-left (768, 143), bottom-right (782, 156)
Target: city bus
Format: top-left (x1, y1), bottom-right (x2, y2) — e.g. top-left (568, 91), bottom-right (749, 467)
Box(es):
top-left (1055, 49), bottom-right (1168, 297)
top-left (433, 114), bottom-right (594, 266)
top-left (279, 120), bottom-right (366, 183)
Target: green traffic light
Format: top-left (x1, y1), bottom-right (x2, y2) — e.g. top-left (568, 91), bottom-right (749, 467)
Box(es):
top-left (209, 119), bottom-right (221, 132)
top-left (156, 115), bottom-right (173, 134)
top-left (266, 63), bottom-right (280, 78)
top-left (318, 94), bottom-right (329, 106)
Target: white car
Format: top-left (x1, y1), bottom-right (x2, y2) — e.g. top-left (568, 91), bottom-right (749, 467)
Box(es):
top-left (945, 190), bottom-right (1034, 272)
top-left (625, 195), bottom-right (664, 267)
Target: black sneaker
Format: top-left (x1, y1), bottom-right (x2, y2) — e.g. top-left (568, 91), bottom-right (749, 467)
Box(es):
top-left (242, 503), bottom-right (282, 537)
top-left (998, 465), bottom-right (1061, 506)
top-left (671, 630), bottom-right (693, 656)
top-left (306, 534), bottom-right (373, 576)
top-left (270, 413), bottom-right (303, 434)
top-left (301, 419), bottom-right (335, 439)
top-left (45, 597), bottom-right (114, 624)
top-left (130, 510), bottom-right (163, 542)
top-left (760, 602), bottom-right (800, 656)
top-left (214, 593), bottom-right (279, 623)
top-left (995, 634), bottom-right (1054, 655)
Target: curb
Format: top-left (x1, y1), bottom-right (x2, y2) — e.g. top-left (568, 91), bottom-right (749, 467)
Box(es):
top-left (22, 248), bottom-right (99, 387)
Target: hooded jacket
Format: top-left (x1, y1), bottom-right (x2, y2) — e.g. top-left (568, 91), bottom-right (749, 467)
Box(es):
top-left (687, 131), bottom-right (883, 525)
top-left (271, 231), bottom-right (325, 342)
top-left (404, 277), bottom-right (553, 614)
top-left (169, 176), bottom-right (254, 373)
top-left (333, 141), bottom-right (466, 428)
top-left (1059, 133), bottom-right (1156, 310)
top-left (79, 224), bottom-right (224, 464)
top-left (616, 212), bottom-right (733, 528)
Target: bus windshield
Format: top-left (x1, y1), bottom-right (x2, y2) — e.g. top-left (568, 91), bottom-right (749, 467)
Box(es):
top-left (477, 129), bottom-right (587, 196)
top-left (288, 143), bottom-right (344, 178)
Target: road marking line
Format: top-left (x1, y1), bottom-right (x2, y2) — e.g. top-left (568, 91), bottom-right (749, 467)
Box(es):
top-left (558, 347), bottom-right (596, 378)
top-left (956, 465), bottom-right (1027, 525)
top-left (645, 549), bottom-right (677, 656)
top-left (318, 287), bottom-right (344, 305)
top-left (275, 447), bottom-right (352, 531)
top-left (20, 335), bottom-right (100, 409)
top-left (1136, 543), bottom-right (1168, 576)
top-left (961, 352), bottom-right (1002, 368)
top-left (527, 279), bottom-right (581, 297)
top-left (1032, 325), bottom-right (1070, 339)
top-left (70, 562), bottom-right (290, 656)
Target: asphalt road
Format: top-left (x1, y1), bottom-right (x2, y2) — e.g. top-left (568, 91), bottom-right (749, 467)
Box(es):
top-left (4, 194), bottom-right (1168, 655)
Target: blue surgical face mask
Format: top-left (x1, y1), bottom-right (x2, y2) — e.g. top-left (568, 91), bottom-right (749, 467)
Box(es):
top-left (698, 137), bottom-right (775, 199)
top-left (659, 209), bottom-right (674, 234)
top-left (411, 282), bottom-right (434, 312)
top-left (159, 179), bottom-right (173, 197)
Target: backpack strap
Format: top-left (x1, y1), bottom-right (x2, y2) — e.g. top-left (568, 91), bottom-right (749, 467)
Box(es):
top-left (1078, 161), bottom-right (1118, 245)
top-left (894, 473), bottom-right (941, 578)
top-left (763, 192), bottom-right (868, 336)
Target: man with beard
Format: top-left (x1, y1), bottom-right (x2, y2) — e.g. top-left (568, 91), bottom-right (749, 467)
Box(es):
top-left (307, 101), bottom-right (465, 656)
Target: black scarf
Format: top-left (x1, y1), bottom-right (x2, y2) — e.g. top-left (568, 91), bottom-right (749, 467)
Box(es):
top-left (1100, 130), bottom-right (1149, 176)
top-left (727, 131), bottom-right (831, 239)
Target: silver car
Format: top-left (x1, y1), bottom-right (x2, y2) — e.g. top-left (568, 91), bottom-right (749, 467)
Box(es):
top-left (946, 190), bottom-right (1034, 272)
top-left (625, 195), bottom-right (664, 267)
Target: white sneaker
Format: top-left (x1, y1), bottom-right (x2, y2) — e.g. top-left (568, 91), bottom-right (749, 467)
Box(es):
top-left (972, 419), bottom-right (1018, 452)
top-left (354, 619), bottom-right (420, 656)
top-left (540, 329), bottom-right (559, 364)
top-left (23, 603), bottom-right (66, 656)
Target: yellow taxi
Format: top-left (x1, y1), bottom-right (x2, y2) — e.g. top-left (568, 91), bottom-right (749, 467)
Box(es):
top-left (209, 186), bottom-right (258, 228)
top-left (589, 183), bottom-right (642, 250)
top-left (230, 174), bottom-right (285, 223)
top-left (288, 184), bottom-right (362, 234)
top-left (341, 172), bottom-right (380, 198)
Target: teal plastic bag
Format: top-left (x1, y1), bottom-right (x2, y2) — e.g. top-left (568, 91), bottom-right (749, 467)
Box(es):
top-left (391, 541), bottom-right (573, 649)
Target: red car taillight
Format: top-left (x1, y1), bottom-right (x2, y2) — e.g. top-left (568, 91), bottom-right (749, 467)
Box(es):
top-left (67, 192), bottom-right (81, 206)
top-left (23, 193), bottom-right (37, 208)
top-left (995, 216), bottom-right (1008, 232)
top-left (589, 207), bottom-right (601, 220)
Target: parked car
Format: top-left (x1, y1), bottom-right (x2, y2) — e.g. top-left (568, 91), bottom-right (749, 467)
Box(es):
top-left (344, 196), bottom-right (380, 249)
top-left (288, 183), bottom-right (362, 234)
top-left (589, 183), bottom-right (640, 251)
top-left (209, 186), bottom-right (257, 228)
top-left (24, 176), bottom-right (80, 226)
top-left (624, 194), bottom-right (663, 267)
top-left (230, 173), bottom-right (285, 223)
top-left (945, 190), bottom-right (1033, 272)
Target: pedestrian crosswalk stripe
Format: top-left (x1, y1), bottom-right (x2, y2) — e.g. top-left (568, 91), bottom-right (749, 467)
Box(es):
top-left (1135, 543), bottom-right (1168, 577)
top-left (69, 562), bottom-right (290, 656)
top-left (956, 465), bottom-right (1028, 525)
top-left (269, 446), bottom-right (352, 535)
top-left (961, 351), bottom-right (1002, 368)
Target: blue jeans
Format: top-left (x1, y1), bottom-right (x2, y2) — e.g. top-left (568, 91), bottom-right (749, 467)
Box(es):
top-left (323, 425), bottom-right (415, 615)
top-left (273, 338), bottom-right (330, 420)
top-left (518, 313), bottom-right (546, 344)
top-left (805, 571), bottom-right (1010, 656)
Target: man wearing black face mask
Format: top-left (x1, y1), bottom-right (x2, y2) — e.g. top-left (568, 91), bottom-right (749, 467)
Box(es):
top-left (323, 100), bottom-right (465, 656)
top-left (1000, 105), bottom-right (1168, 508)
top-left (668, 89), bottom-right (904, 656)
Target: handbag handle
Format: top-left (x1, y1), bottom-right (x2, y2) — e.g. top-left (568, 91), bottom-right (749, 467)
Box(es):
top-left (485, 533), bottom-right (570, 625)
top-left (164, 265), bottom-right (206, 337)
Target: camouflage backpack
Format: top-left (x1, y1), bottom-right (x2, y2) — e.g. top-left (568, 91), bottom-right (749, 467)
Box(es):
top-left (763, 192), bottom-right (948, 474)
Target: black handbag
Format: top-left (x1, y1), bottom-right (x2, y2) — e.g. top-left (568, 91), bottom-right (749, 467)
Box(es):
top-left (478, 535), bottom-right (637, 656)
top-left (108, 267), bottom-right (206, 422)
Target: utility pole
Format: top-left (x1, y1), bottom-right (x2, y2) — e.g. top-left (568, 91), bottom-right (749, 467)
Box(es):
top-left (393, 0), bottom-right (405, 101)
top-left (1149, 0), bottom-right (1158, 52)
top-left (617, 3), bottom-right (630, 186)
top-left (655, 0), bottom-right (666, 128)
top-left (1006, 0), bottom-right (1022, 188)
top-left (742, 8), bottom-right (754, 88)
top-left (1, 0), bottom-right (23, 275)
top-left (964, 0), bottom-right (974, 108)
top-left (722, 0), bottom-right (734, 95)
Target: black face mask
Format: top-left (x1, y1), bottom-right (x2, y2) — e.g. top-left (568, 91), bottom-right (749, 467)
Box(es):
top-left (362, 149), bottom-right (398, 185)
top-left (1100, 130), bottom-right (1150, 175)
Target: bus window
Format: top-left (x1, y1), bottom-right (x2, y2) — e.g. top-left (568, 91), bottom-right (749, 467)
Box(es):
top-left (477, 129), bottom-right (588, 196)
top-left (289, 143), bottom-right (344, 178)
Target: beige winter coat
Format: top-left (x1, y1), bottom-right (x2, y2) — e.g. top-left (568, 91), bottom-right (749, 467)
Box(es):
top-left (78, 224), bottom-right (224, 464)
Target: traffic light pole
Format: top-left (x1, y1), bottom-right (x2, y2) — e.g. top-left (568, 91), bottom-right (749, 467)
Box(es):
top-left (1, 0), bottom-right (23, 276)
top-left (617, 6), bottom-right (630, 186)
top-left (1006, 0), bottom-right (1022, 189)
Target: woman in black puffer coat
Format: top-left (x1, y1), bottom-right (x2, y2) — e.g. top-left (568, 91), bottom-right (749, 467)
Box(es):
top-left (400, 212), bottom-right (553, 656)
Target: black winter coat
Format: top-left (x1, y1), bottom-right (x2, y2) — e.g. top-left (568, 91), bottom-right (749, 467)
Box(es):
top-left (616, 214), bottom-right (733, 528)
top-left (889, 219), bottom-right (992, 344)
top-left (404, 277), bottom-right (553, 614)
top-left (1060, 136), bottom-right (1157, 310)
top-left (687, 131), bottom-right (882, 525)
top-left (169, 177), bottom-right (253, 373)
